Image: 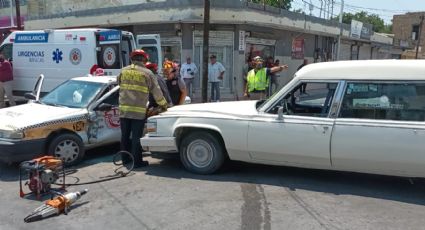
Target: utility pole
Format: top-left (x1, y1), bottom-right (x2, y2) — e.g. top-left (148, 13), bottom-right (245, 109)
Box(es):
top-left (309, 1), bottom-right (314, 16)
top-left (327, 0), bottom-right (331, 19)
top-left (202, 0), bottom-right (210, 102)
top-left (336, 0), bottom-right (344, 60)
top-left (9, 0), bottom-right (14, 27)
top-left (16, 0), bottom-right (22, 30)
top-left (415, 15), bottom-right (424, 59)
top-left (319, 0), bottom-right (323, 18)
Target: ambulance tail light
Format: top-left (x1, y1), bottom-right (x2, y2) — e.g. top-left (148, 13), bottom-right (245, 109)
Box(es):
top-left (99, 36), bottom-right (106, 41)
top-left (80, 36), bottom-right (86, 41)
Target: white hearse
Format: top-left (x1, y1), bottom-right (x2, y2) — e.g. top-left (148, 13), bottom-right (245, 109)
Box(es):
top-left (141, 60), bottom-right (425, 178)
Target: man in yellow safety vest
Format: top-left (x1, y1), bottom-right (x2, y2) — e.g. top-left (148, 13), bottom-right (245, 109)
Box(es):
top-left (244, 56), bottom-right (288, 100)
top-left (118, 49), bottom-right (168, 167)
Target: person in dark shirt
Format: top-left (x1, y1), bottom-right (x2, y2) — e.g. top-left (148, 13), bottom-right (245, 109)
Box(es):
top-left (163, 60), bottom-right (187, 106)
top-left (146, 62), bottom-right (173, 117)
top-left (0, 53), bottom-right (15, 108)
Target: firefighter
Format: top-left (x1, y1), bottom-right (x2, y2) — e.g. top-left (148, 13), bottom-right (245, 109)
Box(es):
top-left (118, 50), bottom-right (168, 167)
top-left (145, 62), bottom-right (173, 117)
top-left (244, 56), bottom-right (288, 100)
top-left (163, 60), bottom-right (187, 106)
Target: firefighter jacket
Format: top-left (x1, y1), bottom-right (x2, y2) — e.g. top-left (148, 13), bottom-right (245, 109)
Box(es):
top-left (246, 68), bottom-right (268, 93)
top-left (118, 63), bottom-right (167, 120)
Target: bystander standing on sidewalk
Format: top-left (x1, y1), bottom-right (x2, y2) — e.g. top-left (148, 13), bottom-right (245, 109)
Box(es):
top-left (208, 55), bottom-right (225, 102)
top-left (180, 57), bottom-right (198, 98)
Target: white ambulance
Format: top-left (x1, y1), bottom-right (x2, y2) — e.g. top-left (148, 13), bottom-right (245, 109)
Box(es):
top-left (0, 28), bottom-right (161, 99)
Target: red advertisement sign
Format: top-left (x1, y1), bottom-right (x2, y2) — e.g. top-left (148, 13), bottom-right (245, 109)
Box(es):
top-left (291, 38), bottom-right (305, 59)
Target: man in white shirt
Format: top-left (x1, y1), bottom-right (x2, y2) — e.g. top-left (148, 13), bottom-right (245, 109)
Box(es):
top-left (208, 55), bottom-right (225, 102)
top-left (180, 57), bottom-right (198, 98)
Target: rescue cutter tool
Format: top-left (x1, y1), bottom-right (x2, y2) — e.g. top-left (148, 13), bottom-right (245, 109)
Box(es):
top-left (24, 189), bottom-right (88, 223)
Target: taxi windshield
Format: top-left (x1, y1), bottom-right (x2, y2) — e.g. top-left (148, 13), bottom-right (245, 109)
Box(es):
top-left (41, 80), bottom-right (104, 108)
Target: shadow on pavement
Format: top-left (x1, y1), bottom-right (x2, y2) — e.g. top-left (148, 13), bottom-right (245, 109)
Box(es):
top-left (143, 157), bottom-right (425, 206)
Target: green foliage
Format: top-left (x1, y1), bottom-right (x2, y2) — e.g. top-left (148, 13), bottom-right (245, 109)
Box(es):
top-left (333, 11), bottom-right (392, 33)
top-left (250, 0), bottom-right (292, 10)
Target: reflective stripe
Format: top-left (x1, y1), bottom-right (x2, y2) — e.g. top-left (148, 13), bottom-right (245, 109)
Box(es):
top-left (157, 98), bottom-right (167, 106)
top-left (120, 84), bottom-right (148, 93)
top-left (120, 70), bottom-right (146, 83)
top-left (119, 105), bottom-right (147, 113)
top-left (247, 68), bottom-right (268, 92)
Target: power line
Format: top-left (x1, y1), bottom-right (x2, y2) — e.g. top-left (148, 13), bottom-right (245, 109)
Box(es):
top-left (297, 0), bottom-right (339, 18)
top-left (294, 0), bottom-right (399, 22)
top-left (333, 1), bottom-right (410, 14)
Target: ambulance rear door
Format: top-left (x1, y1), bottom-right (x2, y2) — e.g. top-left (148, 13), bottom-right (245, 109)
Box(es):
top-left (95, 30), bottom-right (135, 76)
top-left (136, 34), bottom-right (162, 73)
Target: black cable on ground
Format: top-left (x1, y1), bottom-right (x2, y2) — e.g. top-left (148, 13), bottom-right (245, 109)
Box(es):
top-left (55, 151), bottom-right (135, 186)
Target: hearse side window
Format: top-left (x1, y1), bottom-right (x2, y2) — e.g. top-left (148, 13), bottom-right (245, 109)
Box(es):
top-left (268, 82), bottom-right (338, 118)
top-left (339, 82), bottom-right (425, 122)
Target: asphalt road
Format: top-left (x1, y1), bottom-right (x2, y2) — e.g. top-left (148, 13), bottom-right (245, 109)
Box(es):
top-left (1, 144), bottom-right (425, 230)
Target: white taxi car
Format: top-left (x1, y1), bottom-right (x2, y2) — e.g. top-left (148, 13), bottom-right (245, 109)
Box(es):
top-left (141, 60), bottom-right (425, 178)
top-left (0, 75), bottom-right (120, 165)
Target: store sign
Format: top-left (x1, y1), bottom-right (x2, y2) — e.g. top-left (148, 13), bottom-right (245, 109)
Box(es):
top-left (291, 38), bottom-right (304, 59)
top-left (400, 40), bottom-right (409, 48)
top-left (239, 30), bottom-right (246, 52)
top-left (351, 20), bottom-right (363, 39)
top-left (361, 23), bottom-right (372, 40)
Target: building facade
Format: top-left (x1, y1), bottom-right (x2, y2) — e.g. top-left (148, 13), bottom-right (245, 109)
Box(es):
top-left (393, 12), bottom-right (425, 59)
top-left (22, 0), bottom-right (397, 100)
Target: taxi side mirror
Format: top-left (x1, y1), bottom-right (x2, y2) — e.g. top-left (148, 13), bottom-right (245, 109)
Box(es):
top-left (24, 92), bottom-right (36, 100)
top-left (94, 103), bottom-right (113, 112)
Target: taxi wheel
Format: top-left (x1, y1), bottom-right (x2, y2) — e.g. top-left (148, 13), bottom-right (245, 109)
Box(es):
top-left (47, 133), bottom-right (85, 166)
top-left (180, 131), bottom-right (225, 174)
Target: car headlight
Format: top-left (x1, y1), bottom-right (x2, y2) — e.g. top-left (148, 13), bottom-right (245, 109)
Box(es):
top-left (146, 120), bottom-right (157, 133)
top-left (0, 130), bottom-right (24, 139)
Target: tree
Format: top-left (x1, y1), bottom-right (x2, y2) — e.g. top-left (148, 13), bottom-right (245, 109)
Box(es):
top-left (333, 11), bottom-right (392, 33)
top-left (250, 0), bottom-right (293, 10)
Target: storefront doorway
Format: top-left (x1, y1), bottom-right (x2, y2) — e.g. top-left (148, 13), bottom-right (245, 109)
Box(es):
top-left (193, 31), bottom-right (234, 99)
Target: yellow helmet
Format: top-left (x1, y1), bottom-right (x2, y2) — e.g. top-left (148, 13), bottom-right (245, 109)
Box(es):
top-left (163, 60), bottom-right (177, 73)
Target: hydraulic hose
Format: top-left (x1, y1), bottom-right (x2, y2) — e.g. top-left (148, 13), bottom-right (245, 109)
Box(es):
top-left (55, 151), bottom-right (135, 186)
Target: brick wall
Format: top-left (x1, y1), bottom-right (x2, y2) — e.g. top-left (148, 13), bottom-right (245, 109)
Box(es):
top-left (393, 12), bottom-right (425, 49)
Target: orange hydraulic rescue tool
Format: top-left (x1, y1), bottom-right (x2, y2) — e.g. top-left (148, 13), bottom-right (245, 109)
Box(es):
top-left (19, 156), bottom-right (65, 200)
top-left (24, 189), bottom-right (88, 223)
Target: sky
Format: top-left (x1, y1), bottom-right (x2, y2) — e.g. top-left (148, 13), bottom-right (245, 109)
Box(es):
top-left (292, 0), bottom-right (425, 24)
